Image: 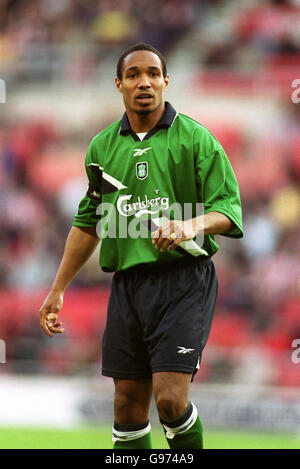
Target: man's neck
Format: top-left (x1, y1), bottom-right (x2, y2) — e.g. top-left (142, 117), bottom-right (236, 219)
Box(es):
top-left (126, 102), bottom-right (165, 134)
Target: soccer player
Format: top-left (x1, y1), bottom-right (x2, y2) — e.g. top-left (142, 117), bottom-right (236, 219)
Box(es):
top-left (39, 43), bottom-right (243, 449)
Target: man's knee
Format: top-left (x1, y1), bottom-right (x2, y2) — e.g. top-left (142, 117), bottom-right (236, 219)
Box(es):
top-left (153, 372), bottom-right (191, 421)
top-left (155, 389), bottom-right (189, 421)
top-left (114, 388), bottom-right (135, 413)
top-left (114, 379), bottom-right (152, 424)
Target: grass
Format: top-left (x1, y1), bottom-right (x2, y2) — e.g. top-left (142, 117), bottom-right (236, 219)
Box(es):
top-left (0, 426), bottom-right (299, 449)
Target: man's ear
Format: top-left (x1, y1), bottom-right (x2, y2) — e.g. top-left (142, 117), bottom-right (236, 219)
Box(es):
top-left (115, 77), bottom-right (122, 93)
top-left (163, 74), bottom-right (170, 91)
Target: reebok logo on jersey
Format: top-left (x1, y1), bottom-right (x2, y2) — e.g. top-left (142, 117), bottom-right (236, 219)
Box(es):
top-left (177, 347), bottom-right (195, 354)
top-left (132, 147), bottom-right (151, 157)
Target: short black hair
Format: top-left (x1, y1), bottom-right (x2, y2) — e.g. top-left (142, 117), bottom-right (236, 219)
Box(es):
top-left (116, 42), bottom-right (167, 80)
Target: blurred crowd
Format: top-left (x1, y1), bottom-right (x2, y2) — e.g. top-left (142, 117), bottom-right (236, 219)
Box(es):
top-left (1, 0), bottom-right (198, 84)
top-left (1, 0), bottom-right (300, 82)
top-left (0, 0), bottom-right (300, 387)
top-left (197, 0), bottom-right (300, 69)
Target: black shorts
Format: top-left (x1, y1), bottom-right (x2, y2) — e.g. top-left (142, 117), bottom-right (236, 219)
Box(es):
top-left (101, 256), bottom-right (218, 380)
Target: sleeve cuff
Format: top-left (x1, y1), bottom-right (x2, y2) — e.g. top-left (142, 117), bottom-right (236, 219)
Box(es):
top-left (204, 208), bottom-right (243, 238)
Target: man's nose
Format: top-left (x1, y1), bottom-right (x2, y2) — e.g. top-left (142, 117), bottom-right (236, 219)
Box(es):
top-left (138, 74), bottom-right (151, 88)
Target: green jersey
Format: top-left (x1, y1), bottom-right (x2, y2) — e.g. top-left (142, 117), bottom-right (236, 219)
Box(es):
top-left (73, 102), bottom-right (243, 272)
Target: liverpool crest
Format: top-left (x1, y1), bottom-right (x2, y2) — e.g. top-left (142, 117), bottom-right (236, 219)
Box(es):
top-left (136, 162), bottom-right (148, 180)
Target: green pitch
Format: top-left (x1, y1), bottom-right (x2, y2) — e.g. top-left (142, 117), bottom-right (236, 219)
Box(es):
top-left (0, 426), bottom-right (299, 449)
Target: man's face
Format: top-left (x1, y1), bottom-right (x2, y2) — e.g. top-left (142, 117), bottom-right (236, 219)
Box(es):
top-left (115, 50), bottom-right (169, 115)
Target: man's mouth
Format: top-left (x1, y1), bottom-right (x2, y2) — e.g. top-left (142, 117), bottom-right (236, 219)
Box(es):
top-left (135, 93), bottom-right (154, 103)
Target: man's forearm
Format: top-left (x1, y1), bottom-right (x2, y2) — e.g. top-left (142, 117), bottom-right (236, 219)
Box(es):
top-left (51, 225), bottom-right (100, 293)
top-left (193, 211), bottom-right (233, 236)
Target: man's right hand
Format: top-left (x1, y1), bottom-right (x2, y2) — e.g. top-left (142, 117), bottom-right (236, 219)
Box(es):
top-left (38, 226), bottom-right (100, 337)
top-left (39, 290), bottom-right (65, 338)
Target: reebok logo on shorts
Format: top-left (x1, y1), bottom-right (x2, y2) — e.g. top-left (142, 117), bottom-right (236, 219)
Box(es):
top-left (177, 346), bottom-right (195, 354)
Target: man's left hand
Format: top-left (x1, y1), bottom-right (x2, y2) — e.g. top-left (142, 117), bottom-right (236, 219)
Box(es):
top-left (151, 219), bottom-right (202, 253)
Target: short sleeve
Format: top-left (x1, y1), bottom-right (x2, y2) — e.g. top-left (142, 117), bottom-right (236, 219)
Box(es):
top-left (194, 128), bottom-right (243, 238)
top-left (73, 138), bottom-right (103, 228)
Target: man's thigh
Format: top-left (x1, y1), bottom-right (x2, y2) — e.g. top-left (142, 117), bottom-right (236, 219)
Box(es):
top-left (102, 272), bottom-right (152, 380)
top-left (136, 259), bottom-right (218, 377)
top-left (102, 258), bottom-right (218, 380)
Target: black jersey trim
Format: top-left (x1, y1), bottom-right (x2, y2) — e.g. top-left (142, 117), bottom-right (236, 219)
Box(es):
top-left (119, 102), bottom-right (177, 140)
